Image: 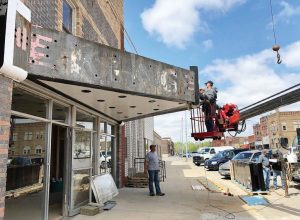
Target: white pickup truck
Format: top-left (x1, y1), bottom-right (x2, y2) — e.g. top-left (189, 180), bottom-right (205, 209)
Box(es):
top-left (285, 137), bottom-right (300, 180)
top-left (192, 146), bottom-right (234, 166)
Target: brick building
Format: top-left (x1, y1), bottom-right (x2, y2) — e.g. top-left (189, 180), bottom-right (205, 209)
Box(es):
top-left (153, 132), bottom-right (174, 156)
top-left (251, 110), bottom-right (300, 149)
top-left (267, 110), bottom-right (300, 148)
top-left (0, 0), bottom-right (198, 219)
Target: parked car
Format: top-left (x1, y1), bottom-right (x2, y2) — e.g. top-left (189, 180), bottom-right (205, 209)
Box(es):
top-left (204, 148), bottom-right (248, 170)
top-left (193, 146), bottom-right (234, 166)
top-left (219, 150), bottom-right (262, 178)
top-left (9, 157), bottom-right (32, 166)
top-left (100, 151), bottom-right (112, 169)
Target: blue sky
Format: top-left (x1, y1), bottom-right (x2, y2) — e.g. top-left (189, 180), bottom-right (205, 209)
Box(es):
top-left (124, 0), bottom-right (300, 142)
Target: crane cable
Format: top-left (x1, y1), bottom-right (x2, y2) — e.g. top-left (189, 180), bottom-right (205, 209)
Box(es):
top-left (106, 0), bottom-right (139, 54)
top-left (269, 0), bottom-right (282, 64)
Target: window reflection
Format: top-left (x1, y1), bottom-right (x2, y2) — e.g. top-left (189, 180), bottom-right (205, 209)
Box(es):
top-left (76, 111), bottom-right (94, 130)
top-left (74, 130), bottom-right (91, 159)
top-left (6, 116), bottom-right (46, 219)
top-left (12, 87), bottom-right (47, 118)
top-left (53, 102), bottom-right (69, 124)
top-left (72, 169), bottom-right (90, 209)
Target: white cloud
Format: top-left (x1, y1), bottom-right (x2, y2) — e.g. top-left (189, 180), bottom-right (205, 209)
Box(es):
top-left (154, 111), bottom-right (193, 142)
top-left (202, 41), bottom-right (300, 107)
top-left (141, 0), bottom-right (245, 48)
top-left (277, 1), bottom-right (300, 21)
top-left (203, 39), bottom-right (213, 50)
top-left (155, 41), bottom-right (300, 142)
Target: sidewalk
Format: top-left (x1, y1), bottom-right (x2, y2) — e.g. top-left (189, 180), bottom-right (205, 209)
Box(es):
top-left (68, 157), bottom-right (263, 220)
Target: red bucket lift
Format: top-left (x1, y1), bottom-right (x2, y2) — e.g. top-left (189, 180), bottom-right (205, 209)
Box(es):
top-left (190, 103), bottom-right (241, 141)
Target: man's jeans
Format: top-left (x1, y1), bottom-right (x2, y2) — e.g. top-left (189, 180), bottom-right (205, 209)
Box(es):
top-left (148, 170), bottom-right (161, 194)
top-left (263, 167), bottom-right (270, 191)
top-left (273, 169), bottom-right (285, 189)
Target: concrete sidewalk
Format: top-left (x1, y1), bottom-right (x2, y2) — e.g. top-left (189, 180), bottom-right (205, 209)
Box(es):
top-left (68, 157), bottom-right (263, 220)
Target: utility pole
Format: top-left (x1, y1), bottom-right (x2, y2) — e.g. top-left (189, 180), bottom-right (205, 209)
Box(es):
top-left (181, 117), bottom-right (184, 157)
top-left (185, 110), bottom-right (188, 161)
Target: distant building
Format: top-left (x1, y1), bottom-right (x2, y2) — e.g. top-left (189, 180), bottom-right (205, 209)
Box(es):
top-left (267, 110), bottom-right (300, 148)
top-left (252, 110), bottom-right (300, 149)
top-left (212, 136), bottom-right (249, 148)
top-left (161, 137), bottom-right (175, 156)
top-left (153, 132), bottom-right (174, 156)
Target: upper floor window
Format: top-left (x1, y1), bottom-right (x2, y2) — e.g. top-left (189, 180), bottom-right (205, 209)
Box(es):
top-left (12, 133), bottom-right (18, 142)
top-left (24, 132), bottom-right (33, 141)
top-left (36, 131), bottom-right (43, 140)
top-left (23, 146), bottom-right (31, 155)
top-left (293, 121), bottom-right (300, 130)
top-left (63, 0), bottom-right (74, 33)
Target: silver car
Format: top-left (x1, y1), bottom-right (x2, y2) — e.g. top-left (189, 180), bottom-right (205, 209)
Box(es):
top-left (218, 150), bottom-right (262, 178)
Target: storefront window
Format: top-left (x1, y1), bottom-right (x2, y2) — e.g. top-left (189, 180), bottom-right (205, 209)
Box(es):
top-left (76, 110), bottom-right (95, 130)
top-left (5, 116), bottom-right (46, 219)
top-left (74, 130), bottom-right (91, 159)
top-left (12, 88), bottom-right (48, 118)
top-left (53, 102), bottom-right (69, 124)
top-left (71, 169), bottom-right (90, 210)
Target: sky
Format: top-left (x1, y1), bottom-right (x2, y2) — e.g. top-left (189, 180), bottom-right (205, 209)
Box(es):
top-left (124, 0), bottom-right (300, 142)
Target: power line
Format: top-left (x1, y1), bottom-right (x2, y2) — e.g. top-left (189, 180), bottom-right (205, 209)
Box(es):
top-left (106, 0), bottom-right (139, 54)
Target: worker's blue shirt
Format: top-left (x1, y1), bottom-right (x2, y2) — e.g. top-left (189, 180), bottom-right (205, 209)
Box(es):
top-left (146, 151), bottom-right (160, 171)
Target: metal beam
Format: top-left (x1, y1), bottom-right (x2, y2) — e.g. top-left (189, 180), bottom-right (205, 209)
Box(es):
top-left (239, 84), bottom-right (300, 120)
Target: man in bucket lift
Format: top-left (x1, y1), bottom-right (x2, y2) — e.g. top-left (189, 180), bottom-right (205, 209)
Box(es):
top-left (199, 81), bottom-right (218, 132)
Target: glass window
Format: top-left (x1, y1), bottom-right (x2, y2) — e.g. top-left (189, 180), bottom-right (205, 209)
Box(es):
top-left (53, 102), bottom-right (69, 124)
top-left (100, 123), bottom-right (105, 133)
top-left (6, 116), bottom-right (46, 219)
top-left (63, 0), bottom-right (73, 33)
top-left (72, 169), bottom-right (90, 209)
top-left (12, 133), bottom-right (18, 142)
top-left (76, 111), bottom-right (95, 130)
top-left (282, 126), bottom-right (287, 131)
top-left (12, 87), bottom-right (48, 118)
top-left (24, 132), bottom-right (33, 141)
top-left (23, 146), bottom-right (31, 155)
top-left (233, 152), bottom-right (252, 160)
top-left (74, 130), bottom-right (91, 159)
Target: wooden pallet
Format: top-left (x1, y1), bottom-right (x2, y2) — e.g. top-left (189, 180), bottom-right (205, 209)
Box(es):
top-left (126, 173), bottom-right (148, 188)
top-left (126, 183), bottom-right (148, 188)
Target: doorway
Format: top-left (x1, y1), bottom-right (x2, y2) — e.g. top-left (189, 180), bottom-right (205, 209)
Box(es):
top-left (49, 125), bottom-right (67, 219)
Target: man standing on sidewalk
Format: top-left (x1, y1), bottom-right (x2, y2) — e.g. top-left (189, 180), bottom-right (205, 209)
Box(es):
top-left (272, 150), bottom-right (285, 190)
top-left (259, 149), bottom-right (270, 191)
top-left (145, 145), bottom-right (165, 196)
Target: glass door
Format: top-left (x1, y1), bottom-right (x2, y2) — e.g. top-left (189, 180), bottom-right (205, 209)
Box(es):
top-left (68, 109), bottom-right (95, 216)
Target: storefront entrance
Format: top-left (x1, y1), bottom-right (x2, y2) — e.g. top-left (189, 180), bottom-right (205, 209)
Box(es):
top-left (5, 81), bottom-right (117, 220)
top-left (48, 125), bottom-right (67, 219)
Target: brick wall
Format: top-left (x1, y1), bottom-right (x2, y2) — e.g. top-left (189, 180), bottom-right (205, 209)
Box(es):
top-left (23, 0), bottom-right (57, 29)
top-left (23, 0), bottom-right (123, 49)
top-left (0, 75), bottom-right (13, 219)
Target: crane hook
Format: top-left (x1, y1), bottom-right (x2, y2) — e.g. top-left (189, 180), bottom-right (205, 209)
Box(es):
top-left (272, 44), bottom-right (282, 64)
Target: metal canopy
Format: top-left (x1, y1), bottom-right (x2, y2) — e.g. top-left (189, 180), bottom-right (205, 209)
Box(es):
top-left (39, 80), bottom-right (188, 122)
top-left (0, 2), bottom-right (199, 121)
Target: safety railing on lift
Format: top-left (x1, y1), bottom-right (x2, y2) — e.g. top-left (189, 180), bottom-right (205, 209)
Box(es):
top-left (190, 106), bottom-right (206, 134)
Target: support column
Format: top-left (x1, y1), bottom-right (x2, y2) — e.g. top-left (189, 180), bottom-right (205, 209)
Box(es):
top-left (0, 75), bottom-right (13, 219)
top-left (117, 125), bottom-right (126, 188)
